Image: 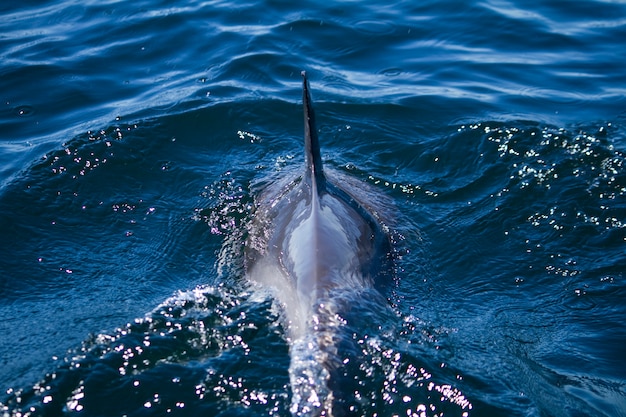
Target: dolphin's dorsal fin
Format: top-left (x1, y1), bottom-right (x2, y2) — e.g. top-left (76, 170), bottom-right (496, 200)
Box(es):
top-left (302, 71), bottom-right (326, 193)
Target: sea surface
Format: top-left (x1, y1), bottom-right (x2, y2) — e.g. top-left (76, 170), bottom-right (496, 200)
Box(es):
top-left (1, 1), bottom-right (625, 416)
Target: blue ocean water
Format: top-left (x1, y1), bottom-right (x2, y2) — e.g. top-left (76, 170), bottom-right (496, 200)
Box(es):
top-left (1, 0), bottom-right (625, 416)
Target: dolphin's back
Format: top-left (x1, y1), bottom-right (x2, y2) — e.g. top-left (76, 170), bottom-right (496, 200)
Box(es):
top-left (244, 72), bottom-right (392, 416)
top-left (247, 72), bottom-right (390, 313)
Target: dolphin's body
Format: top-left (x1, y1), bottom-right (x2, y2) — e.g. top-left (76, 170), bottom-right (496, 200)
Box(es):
top-left (245, 72), bottom-right (392, 416)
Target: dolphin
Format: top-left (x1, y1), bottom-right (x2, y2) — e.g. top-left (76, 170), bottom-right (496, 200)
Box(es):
top-left (244, 72), bottom-right (392, 416)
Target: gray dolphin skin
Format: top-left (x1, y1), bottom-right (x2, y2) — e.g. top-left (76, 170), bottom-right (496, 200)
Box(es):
top-left (245, 72), bottom-right (392, 416)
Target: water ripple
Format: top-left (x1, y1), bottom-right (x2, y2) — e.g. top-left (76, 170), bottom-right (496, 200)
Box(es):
top-left (2, 0), bottom-right (626, 415)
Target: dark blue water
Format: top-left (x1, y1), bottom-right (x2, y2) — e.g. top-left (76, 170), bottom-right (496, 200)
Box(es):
top-left (1, 1), bottom-right (625, 416)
